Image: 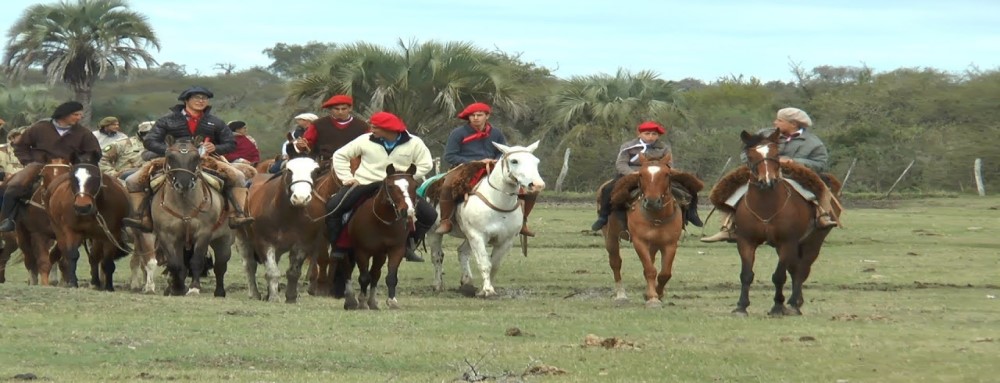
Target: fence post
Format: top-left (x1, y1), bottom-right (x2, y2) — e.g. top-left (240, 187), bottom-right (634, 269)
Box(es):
top-left (974, 158), bottom-right (985, 196)
top-left (840, 158), bottom-right (858, 197)
top-left (885, 159), bottom-right (916, 197)
top-left (555, 148), bottom-right (571, 192)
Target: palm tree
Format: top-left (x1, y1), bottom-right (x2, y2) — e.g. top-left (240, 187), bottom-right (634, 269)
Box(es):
top-left (3, 0), bottom-right (160, 127)
top-left (288, 39), bottom-right (530, 148)
top-left (542, 69), bottom-right (684, 148)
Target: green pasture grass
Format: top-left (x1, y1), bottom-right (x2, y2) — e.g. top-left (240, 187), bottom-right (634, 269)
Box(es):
top-left (1, 197), bottom-right (998, 382)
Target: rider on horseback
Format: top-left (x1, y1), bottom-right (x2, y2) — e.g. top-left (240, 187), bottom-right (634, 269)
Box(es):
top-left (435, 102), bottom-right (538, 236)
top-left (325, 112), bottom-right (437, 262)
top-left (0, 101), bottom-right (103, 232)
top-left (591, 121), bottom-right (704, 231)
top-left (122, 86), bottom-right (254, 232)
top-left (701, 107), bottom-right (839, 243)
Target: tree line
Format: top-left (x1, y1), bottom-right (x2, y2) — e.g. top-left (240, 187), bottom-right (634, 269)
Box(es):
top-left (3, 1), bottom-right (998, 195)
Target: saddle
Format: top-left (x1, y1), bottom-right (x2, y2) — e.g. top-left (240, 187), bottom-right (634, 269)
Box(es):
top-left (708, 163), bottom-right (841, 210)
top-left (423, 160), bottom-right (496, 203)
top-left (608, 170), bottom-right (705, 210)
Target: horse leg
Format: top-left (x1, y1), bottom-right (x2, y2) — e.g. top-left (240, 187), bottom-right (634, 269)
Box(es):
top-left (355, 250), bottom-right (371, 310)
top-left (336, 257), bottom-right (359, 310)
top-left (0, 233), bottom-right (14, 283)
top-left (285, 247), bottom-right (308, 303)
top-left (165, 245), bottom-right (187, 296)
top-left (237, 240), bottom-right (261, 300)
top-left (457, 240), bottom-right (476, 297)
top-left (425, 232), bottom-right (446, 291)
top-left (733, 240), bottom-right (758, 316)
top-left (385, 247), bottom-right (405, 310)
top-left (58, 233), bottom-right (84, 289)
top-left (263, 246), bottom-right (281, 302)
top-left (605, 223), bottom-right (628, 304)
top-left (366, 253), bottom-right (387, 310)
top-left (186, 245), bottom-right (206, 296)
top-left (657, 242), bottom-right (678, 302)
top-left (211, 238), bottom-right (230, 298)
top-left (467, 235), bottom-right (496, 298)
top-left (25, 236), bottom-right (42, 286)
top-left (788, 239), bottom-right (824, 315)
top-left (487, 239), bottom-right (514, 287)
top-left (633, 240), bottom-right (661, 308)
top-left (93, 241), bottom-right (116, 292)
top-left (769, 259), bottom-right (789, 316)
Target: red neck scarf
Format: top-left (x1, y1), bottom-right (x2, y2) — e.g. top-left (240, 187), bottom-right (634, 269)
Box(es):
top-left (185, 108), bottom-right (203, 135)
top-left (461, 123), bottom-right (492, 144)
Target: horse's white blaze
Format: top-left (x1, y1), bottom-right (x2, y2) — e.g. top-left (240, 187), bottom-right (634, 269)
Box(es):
top-left (286, 157), bottom-right (319, 206)
top-left (393, 178), bottom-right (415, 218)
top-left (755, 145), bottom-right (773, 181)
top-left (74, 168), bottom-right (91, 193)
top-left (646, 166), bottom-right (662, 177)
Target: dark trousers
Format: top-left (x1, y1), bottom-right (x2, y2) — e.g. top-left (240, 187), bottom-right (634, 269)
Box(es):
top-left (597, 175), bottom-right (624, 218)
top-left (268, 158), bottom-right (283, 174)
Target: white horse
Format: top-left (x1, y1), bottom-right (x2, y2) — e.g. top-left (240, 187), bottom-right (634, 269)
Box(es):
top-left (426, 141), bottom-right (545, 298)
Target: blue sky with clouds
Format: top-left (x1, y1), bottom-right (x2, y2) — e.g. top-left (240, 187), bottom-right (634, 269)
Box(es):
top-left (2, 0), bottom-right (998, 82)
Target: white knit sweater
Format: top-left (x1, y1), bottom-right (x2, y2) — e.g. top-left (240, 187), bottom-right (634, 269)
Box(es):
top-left (333, 133), bottom-right (433, 185)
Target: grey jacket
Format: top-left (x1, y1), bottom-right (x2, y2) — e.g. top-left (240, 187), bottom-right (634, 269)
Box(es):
top-left (743, 127), bottom-right (829, 172)
top-left (615, 138), bottom-right (672, 176)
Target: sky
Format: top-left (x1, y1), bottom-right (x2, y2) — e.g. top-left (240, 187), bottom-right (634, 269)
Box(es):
top-left (1, 0), bottom-right (998, 82)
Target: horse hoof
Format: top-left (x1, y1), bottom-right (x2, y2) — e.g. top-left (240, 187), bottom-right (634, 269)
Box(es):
top-left (343, 296), bottom-right (359, 310)
top-left (386, 299), bottom-right (401, 310)
top-left (731, 308), bottom-right (749, 317)
top-left (186, 288), bottom-right (200, 296)
top-left (458, 284), bottom-right (477, 297)
top-left (215, 290), bottom-right (226, 298)
top-left (645, 300), bottom-right (662, 309)
top-left (785, 306), bottom-right (802, 316)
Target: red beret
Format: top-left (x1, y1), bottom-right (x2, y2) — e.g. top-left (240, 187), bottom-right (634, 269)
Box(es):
top-left (321, 94), bottom-right (353, 108)
top-left (457, 102), bottom-right (491, 119)
top-left (637, 121), bottom-right (665, 134)
top-left (369, 112), bottom-right (407, 133)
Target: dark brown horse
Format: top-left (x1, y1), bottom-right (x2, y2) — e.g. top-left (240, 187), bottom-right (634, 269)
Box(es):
top-left (239, 155), bottom-right (341, 303)
top-left (14, 159), bottom-right (70, 286)
top-left (153, 137), bottom-right (233, 296)
top-left (730, 129), bottom-right (834, 316)
top-left (46, 153), bottom-right (130, 290)
top-left (345, 164), bottom-right (418, 310)
top-left (603, 154), bottom-right (702, 308)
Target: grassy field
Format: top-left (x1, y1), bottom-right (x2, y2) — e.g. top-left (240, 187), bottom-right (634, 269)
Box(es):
top-left (1, 196), bottom-right (998, 382)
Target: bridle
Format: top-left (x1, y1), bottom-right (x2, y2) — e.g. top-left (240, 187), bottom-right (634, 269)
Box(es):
top-left (371, 174), bottom-right (411, 225)
top-left (635, 165), bottom-right (678, 225)
top-left (746, 144), bottom-right (782, 188)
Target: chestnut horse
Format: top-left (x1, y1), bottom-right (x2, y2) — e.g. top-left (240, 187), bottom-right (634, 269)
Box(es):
top-left (46, 154), bottom-right (130, 290)
top-left (239, 156), bottom-right (340, 302)
top-left (602, 154), bottom-right (699, 308)
top-left (14, 159), bottom-right (70, 286)
top-left (344, 164), bottom-right (418, 310)
top-left (730, 130), bottom-right (834, 316)
top-left (153, 138), bottom-right (233, 296)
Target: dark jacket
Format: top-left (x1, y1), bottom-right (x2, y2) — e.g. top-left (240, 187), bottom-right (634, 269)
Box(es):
top-left (143, 105), bottom-right (235, 156)
top-left (303, 117), bottom-right (369, 160)
top-left (14, 119), bottom-right (102, 165)
top-left (443, 124), bottom-right (507, 168)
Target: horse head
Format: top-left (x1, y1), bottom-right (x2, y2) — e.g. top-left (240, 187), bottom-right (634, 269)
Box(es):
top-left (492, 141), bottom-right (546, 194)
top-left (68, 161), bottom-right (103, 216)
top-left (741, 129), bottom-right (782, 189)
top-left (164, 137), bottom-right (202, 192)
top-left (637, 153), bottom-right (674, 211)
top-left (382, 163), bottom-right (418, 223)
top-left (284, 157), bottom-right (320, 206)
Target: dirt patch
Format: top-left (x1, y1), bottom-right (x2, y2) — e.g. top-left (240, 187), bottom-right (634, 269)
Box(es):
top-left (582, 334), bottom-right (640, 350)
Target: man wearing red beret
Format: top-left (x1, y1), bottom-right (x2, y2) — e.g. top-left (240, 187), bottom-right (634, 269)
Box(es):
top-left (591, 121), bottom-right (704, 231)
top-left (325, 112), bottom-right (436, 262)
top-left (435, 102), bottom-right (539, 237)
top-left (295, 94), bottom-right (369, 161)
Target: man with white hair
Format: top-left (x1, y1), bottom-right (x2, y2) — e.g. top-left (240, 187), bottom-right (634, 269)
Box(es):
top-left (269, 112), bottom-right (318, 173)
top-left (700, 107), bottom-right (838, 243)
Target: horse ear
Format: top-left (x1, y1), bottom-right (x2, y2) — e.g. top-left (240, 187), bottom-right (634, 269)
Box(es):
top-left (740, 130), bottom-right (752, 144)
top-left (491, 142), bottom-right (511, 153)
top-left (524, 140), bottom-right (540, 152)
top-left (767, 128), bottom-right (781, 142)
top-left (386, 164), bottom-right (397, 175)
top-left (406, 164), bottom-right (417, 175)
top-left (661, 153), bottom-right (672, 166)
top-left (638, 153), bottom-right (649, 165)
top-left (165, 135), bottom-right (176, 147)
top-left (69, 151), bottom-right (80, 164)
